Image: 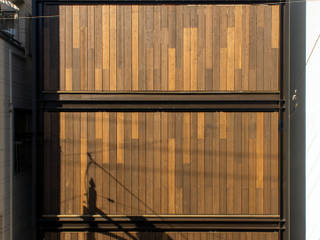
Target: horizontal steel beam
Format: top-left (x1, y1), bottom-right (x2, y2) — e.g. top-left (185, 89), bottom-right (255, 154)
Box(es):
top-left (40, 215), bottom-right (286, 232)
top-left (41, 92), bottom-right (285, 111)
top-left (41, 91), bottom-right (281, 102)
top-left (39, 0), bottom-right (283, 5)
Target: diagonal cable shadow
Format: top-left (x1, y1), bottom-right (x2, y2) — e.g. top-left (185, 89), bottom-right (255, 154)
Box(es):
top-left (83, 153), bottom-right (173, 240)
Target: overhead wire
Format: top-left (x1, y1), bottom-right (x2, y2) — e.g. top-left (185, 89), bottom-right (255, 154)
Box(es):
top-left (0, 0), bottom-right (310, 20)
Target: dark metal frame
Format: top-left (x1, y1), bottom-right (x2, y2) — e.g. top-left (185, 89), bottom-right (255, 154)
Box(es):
top-left (40, 216), bottom-right (286, 232)
top-left (32, 0), bottom-right (306, 239)
top-left (287, 0), bottom-right (306, 240)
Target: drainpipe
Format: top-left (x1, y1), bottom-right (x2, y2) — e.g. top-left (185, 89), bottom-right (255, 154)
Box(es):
top-left (8, 49), bottom-right (14, 240)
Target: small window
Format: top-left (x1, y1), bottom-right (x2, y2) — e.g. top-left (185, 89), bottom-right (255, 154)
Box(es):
top-left (0, 11), bottom-right (19, 40)
top-left (14, 109), bottom-right (32, 175)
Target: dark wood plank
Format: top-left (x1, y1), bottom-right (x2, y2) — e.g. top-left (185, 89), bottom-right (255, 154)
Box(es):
top-left (248, 6), bottom-right (257, 90)
top-left (72, 6), bottom-right (80, 91)
top-left (204, 112), bottom-right (213, 213)
top-left (138, 112), bottom-right (146, 213)
top-left (87, 6), bottom-right (95, 91)
top-left (190, 113), bottom-right (198, 214)
top-left (146, 113), bottom-right (154, 214)
top-left (124, 112), bottom-right (132, 214)
top-left (131, 113), bottom-right (139, 215)
top-left (109, 112), bottom-right (117, 214)
top-left (94, 6), bottom-right (103, 91)
top-left (73, 112), bottom-right (81, 214)
top-left (161, 112), bottom-right (168, 214)
top-left (116, 112), bottom-right (124, 214)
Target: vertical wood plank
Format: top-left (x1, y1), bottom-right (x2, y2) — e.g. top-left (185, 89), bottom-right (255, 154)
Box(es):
top-left (183, 113), bottom-right (191, 214)
top-left (271, 112), bottom-right (279, 214)
top-left (154, 6), bottom-right (161, 90)
top-left (205, 6), bottom-right (213, 90)
top-left (256, 6), bottom-right (264, 91)
top-left (146, 113), bottom-right (154, 214)
top-left (154, 112), bottom-right (161, 214)
top-left (183, 26), bottom-right (191, 91)
top-left (226, 113), bottom-right (234, 214)
top-left (219, 112), bottom-right (227, 214)
top-left (124, 112), bottom-right (132, 214)
top-left (204, 113), bottom-right (213, 214)
top-left (116, 6), bottom-right (124, 91)
top-left (72, 6), bottom-right (80, 90)
top-left (80, 6), bottom-right (88, 91)
top-left (138, 112), bottom-right (146, 213)
top-left (264, 113), bottom-right (271, 214)
top-left (95, 112), bottom-right (103, 211)
top-left (146, 6), bottom-right (154, 91)
top-left (131, 113), bottom-right (139, 215)
top-left (132, 6), bottom-right (139, 91)
top-left (102, 6), bottom-right (110, 91)
top-left (191, 27), bottom-right (198, 90)
top-left (110, 6), bottom-right (117, 90)
top-left (235, 6), bottom-right (242, 90)
top-left (138, 6), bottom-right (146, 91)
top-left (197, 112), bottom-right (205, 214)
top-left (73, 112), bottom-right (81, 214)
top-left (109, 112), bottom-right (117, 214)
top-left (160, 6), bottom-right (168, 91)
top-left (102, 112), bottom-right (109, 213)
top-left (87, 6), bottom-right (95, 90)
top-left (175, 6), bottom-right (183, 91)
top-left (272, 6), bottom-right (280, 49)
top-left (264, 7), bottom-right (272, 91)
top-left (168, 113), bottom-right (176, 214)
top-left (227, 8), bottom-right (235, 91)
top-left (248, 113), bottom-right (256, 214)
top-left (124, 6), bottom-right (132, 91)
top-left (197, 7), bottom-right (205, 91)
top-left (212, 112), bottom-right (220, 214)
top-left (66, 113), bottom-right (74, 214)
top-left (241, 113), bottom-right (249, 214)
top-left (190, 113), bottom-right (198, 214)
top-left (248, 6), bottom-right (257, 90)
top-left (161, 112), bottom-right (168, 214)
top-left (65, 7), bottom-right (73, 90)
top-left (116, 112), bottom-right (124, 213)
top-left (234, 112), bottom-right (242, 214)
top-left (59, 6), bottom-right (66, 90)
top-left (168, 48), bottom-right (176, 91)
top-left (60, 112), bottom-right (66, 213)
top-left (256, 112), bottom-right (264, 214)
top-left (175, 113), bottom-right (183, 214)
top-left (212, 7), bottom-right (220, 91)
top-left (241, 6), bottom-right (250, 90)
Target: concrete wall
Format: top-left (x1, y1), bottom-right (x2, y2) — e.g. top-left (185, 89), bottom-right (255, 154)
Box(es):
top-left (0, 38), bottom-right (33, 240)
top-left (0, 0), bottom-right (32, 238)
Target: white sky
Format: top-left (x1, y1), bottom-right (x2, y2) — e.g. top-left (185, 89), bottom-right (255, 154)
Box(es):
top-left (306, 1), bottom-right (320, 239)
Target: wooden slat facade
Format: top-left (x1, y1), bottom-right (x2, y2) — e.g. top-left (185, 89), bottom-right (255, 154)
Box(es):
top-left (43, 4), bottom-right (280, 92)
top-left (40, 3), bottom-right (284, 239)
top-left (43, 111), bottom-right (279, 216)
top-left (44, 231), bottom-right (280, 240)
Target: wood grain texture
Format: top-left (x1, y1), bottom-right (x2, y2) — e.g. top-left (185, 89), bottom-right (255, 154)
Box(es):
top-left (43, 5), bottom-right (280, 92)
top-left (43, 112), bottom-right (279, 216)
top-left (45, 232), bottom-right (279, 240)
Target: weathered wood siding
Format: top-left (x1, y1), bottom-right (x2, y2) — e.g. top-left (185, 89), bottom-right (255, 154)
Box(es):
top-left (41, 3), bottom-right (282, 239)
top-left (43, 111), bottom-right (279, 216)
top-left (44, 231), bottom-right (279, 240)
top-left (43, 4), bottom-right (280, 92)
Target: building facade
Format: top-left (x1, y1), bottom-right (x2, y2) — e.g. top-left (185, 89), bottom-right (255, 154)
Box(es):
top-left (0, 0), bottom-right (33, 239)
top-left (34, 0), bottom-right (305, 239)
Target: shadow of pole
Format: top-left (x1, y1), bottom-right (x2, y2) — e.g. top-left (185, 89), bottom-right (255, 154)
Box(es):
top-left (83, 153), bottom-right (174, 240)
